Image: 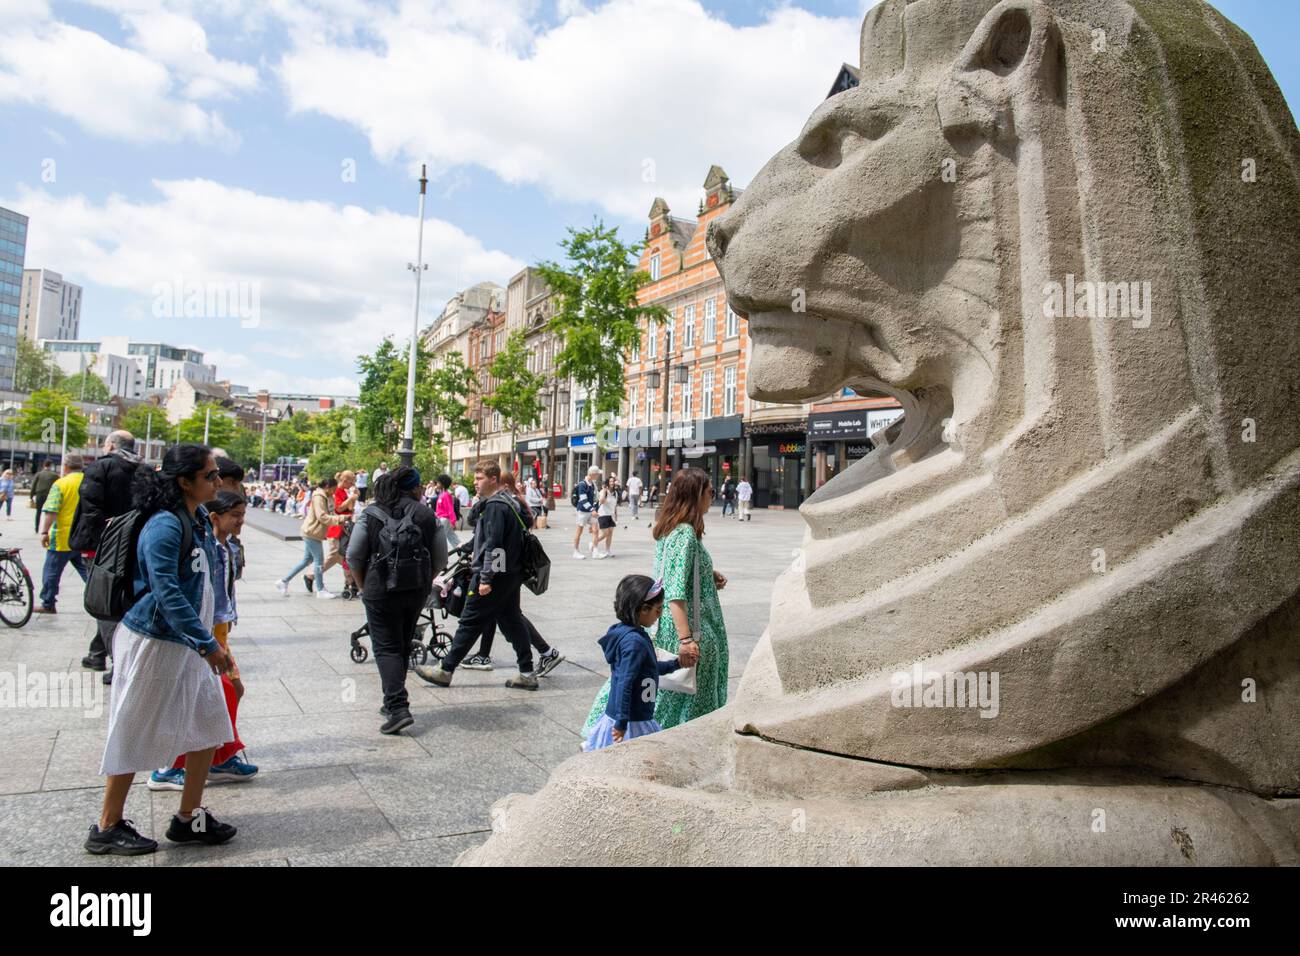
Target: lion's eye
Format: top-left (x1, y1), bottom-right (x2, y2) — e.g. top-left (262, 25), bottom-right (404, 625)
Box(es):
top-left (797, 110), bottom-right (896, 169)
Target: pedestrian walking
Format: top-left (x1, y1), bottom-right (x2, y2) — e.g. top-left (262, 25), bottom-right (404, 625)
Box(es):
top-left (306, 470), bottom-right (359, 596)
top-left (86, 444), bottom-right (237, 856)
top-left (149, 491), bottom-right (257, 789)
top-left (453, 479), bottom-right (471, 530)
top-left (347, 466), bottom-right (444, 734)
top-left (525, 475), bottom-right (546, 529)
top-left (596, 475), bottom-right (618, 558)
top-left (571, 465), bottom-right (601, 559)
top-left (29, 458), bottom-right (56, 532)
top-left (737, 476), bottom-right (753, 521)
top-left (413, 460), bottom-right (541, 691)
top-left (582, 467), bottom-right (730, 735)
top-left (625, 473), bottom-right (642, 519)
top-left (274, 476), bottom-right (347, 598)
top-left (459, 472), bottom-right (563, 674)
top-left (36, 455), bottom-right (89, 614)
top-left (356, 468), bottom-right (369, 502)
top-left (721, 476), bottom-right (737, 517)
top-left (433, 473), bottom-right (461, 548)
top-left (69, 430), bottom-right (142, 680)
top-left (582, 575), bottom-right (697, 751)
top-left (0, 469), bottom-right (13, 518)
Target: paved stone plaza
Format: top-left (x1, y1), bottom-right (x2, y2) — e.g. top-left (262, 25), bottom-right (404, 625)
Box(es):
top-left (0, 504), bottom-right (803, 866)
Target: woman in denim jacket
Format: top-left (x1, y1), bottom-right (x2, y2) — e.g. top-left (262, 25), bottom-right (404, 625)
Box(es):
top-left (86, 443), bottom-right (239, 857)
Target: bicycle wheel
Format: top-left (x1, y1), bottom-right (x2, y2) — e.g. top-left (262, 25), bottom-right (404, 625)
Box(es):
top-left (0, 556), bottom-right (34, 628)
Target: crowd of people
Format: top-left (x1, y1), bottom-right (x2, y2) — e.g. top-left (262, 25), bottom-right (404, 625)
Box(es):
top-left (18, 428), bottom-right (741, 857)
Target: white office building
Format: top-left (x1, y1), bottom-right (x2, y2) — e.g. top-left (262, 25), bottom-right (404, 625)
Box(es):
top-left (41, 336), bottom-right (216, 400)
top-left (19, 268), bottom-right (81, 342)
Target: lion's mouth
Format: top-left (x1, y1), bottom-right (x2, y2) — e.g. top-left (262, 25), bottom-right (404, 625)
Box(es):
top-left (745, 309), bottom-right (903, 401)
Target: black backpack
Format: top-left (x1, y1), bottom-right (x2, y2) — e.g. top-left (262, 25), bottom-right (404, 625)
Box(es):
top-left (83, 508), bottom-right (193, 622)
top-left (374, 504), bottom-right (431, 592)
top-left (490, 498), bottom-right (551, 596)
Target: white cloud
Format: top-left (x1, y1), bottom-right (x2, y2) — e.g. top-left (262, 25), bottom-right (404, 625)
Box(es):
top-left (4, 179), bottom-right (524, 394)
top-left (278, 0), bottom-right (859, 218)
top-left (0, 19), bottom-right (239, 145)
top-left (118, 9), bottom-right (260, 101)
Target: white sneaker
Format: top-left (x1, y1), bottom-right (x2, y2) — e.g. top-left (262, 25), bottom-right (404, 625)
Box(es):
top-left (593, 550), bottom-right (608, 560)
top-left (275, 580), bottom-right (290, 597)
top-left (572, 550), bottom-right (586, 560)
top-left (315, 589), bottom-right (339, 600)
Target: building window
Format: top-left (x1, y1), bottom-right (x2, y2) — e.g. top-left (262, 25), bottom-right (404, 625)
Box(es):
top-left (664, 321), bottom-right (674, 357)
top-left (630, 330), bottom-right (639, 363)
top-left (649, 252), bottom-right (660, 281)
top-left (682, 372), bottom-right (694, 420)
top-left (724, 366), bottom-right (737, 415)
top-left (645, 387), bottom-right (654, 425)
top-left (648, 320), bottom-right (657, 358)
top-left (631, 387), bottom-right (639, 426)
top-left (493, 410), bottom-right (502, 431)
top-left (683, 305), bottom-right (695, 348)
top-left (725, 304), bottom-right (740, 338)
top-left (704, 298), bottom-right (717, 342)
top-left (701, 369), bottom-right (714, 418)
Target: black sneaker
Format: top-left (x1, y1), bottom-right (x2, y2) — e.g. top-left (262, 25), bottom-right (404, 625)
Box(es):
top-left (303, 576), bottom-right (314, 594)
top-left (535, 648), bottom-right (565, 677)
top-left (461, 655), bottom-right (493, 671)
top-left (85, 818), bottom-right (158, 856)
top-left (380, 710), bottom-right (414, 735)
top-left (165, 807), bottom-right (237, 846)
top-left (81, 654), bottom-right (107, 671)
top-left (102, 670), bottom-right (113, 686)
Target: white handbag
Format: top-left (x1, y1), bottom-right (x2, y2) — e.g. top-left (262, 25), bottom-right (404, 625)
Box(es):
top-left (655, 546), bottom-right (699, 695)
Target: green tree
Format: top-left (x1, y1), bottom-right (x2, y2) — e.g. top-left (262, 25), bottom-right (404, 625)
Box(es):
top-left (428, 349), bottom-right (478, 458)
top-left (14, 337), bottom-right (65, 393)
top-left (355, 337), bottom-right (439, 453)
top-left (483, 329), bottom-right (544, 459)
top-left (60, 371), bottom-right (112, 404)
top-left (18, 389), bottom-right (89, 450)
top-left (225, 426), bottom-right (262, 469)
top-left (178, 402), bottom-right (237, 447)
top-left (535, 219), bottom-right (665, 415)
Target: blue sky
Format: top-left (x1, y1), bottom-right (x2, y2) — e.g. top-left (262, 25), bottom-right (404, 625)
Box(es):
top-left (0, 0), bottom-right (1294, 396)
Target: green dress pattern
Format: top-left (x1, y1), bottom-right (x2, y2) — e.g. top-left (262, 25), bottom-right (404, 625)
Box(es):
top-left (581, 523), bottom-right (729, 736)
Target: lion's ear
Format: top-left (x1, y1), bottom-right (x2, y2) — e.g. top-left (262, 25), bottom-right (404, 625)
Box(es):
top-left (937, 0), bottom-right (1064, 144)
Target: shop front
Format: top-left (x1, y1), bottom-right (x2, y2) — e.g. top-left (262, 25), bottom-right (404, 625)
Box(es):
top-left (515, 435), bottom-right (566, 491)
top-left (621, 416), bottom-right (743, 495)
top-left (744, 418), bottom-right (808, 509)
top-left (806, 406), bottom-right (905, 487)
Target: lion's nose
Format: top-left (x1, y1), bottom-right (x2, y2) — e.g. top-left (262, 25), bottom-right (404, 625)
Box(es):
top-left (705, 218), bottom-right (732, 262)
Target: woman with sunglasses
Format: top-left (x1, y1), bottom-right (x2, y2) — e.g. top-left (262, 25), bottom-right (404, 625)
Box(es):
top-left (86, 443), bottom-right (239, 856)
top-left (581, 467), bottom-right (731, 736)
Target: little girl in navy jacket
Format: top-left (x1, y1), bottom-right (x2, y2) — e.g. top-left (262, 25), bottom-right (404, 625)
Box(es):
top-left (584, 575), bottom-right (698, 750)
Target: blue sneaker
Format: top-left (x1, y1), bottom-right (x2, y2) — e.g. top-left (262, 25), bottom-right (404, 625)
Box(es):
top-left (147, 767), bottom-right (185, 791)
top-left (209, 755), bottom-right (259, 783)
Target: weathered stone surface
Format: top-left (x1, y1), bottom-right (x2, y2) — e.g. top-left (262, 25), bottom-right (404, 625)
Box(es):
top-left (467, 0), bottom-right (1300, 864)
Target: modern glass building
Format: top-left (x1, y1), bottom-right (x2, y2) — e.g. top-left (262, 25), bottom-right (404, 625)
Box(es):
top-left (0, 207), bottom-right (27, 390)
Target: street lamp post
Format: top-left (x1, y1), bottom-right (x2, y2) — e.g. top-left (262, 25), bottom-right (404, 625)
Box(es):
top-left (543, 375), bottom-right (569, 499)
top-left (399, 165), bottom-right (430, 469)
top-left (145, 411), bottom-right (152, 465)
top-left (203, 406), bottom-right (211, 445)
top-left (650, 329), bottom-right (689, 498)
top-left (259, 407), bottom-right (267, 482)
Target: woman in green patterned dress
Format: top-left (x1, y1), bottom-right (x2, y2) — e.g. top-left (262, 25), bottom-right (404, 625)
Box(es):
top-left (582, 467), bottom-right (729, 736)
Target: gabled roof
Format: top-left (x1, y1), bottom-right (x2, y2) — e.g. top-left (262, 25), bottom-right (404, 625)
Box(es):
top-left (703, 165), bottom-right (730, 189)
top-left (648, 197), bottom-right (671, 220)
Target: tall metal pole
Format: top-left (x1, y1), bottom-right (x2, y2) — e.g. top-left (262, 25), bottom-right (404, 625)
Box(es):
top-left (399, 164), bottom-right (429, 469)
top-left (60, 405), bottom-right (69, 460)
top-left (203, 405), bottom-right (211, 445)
top-left (145, 411), bottom-right (152, 465)
top-left (259, 407), bottom-right (267, 482)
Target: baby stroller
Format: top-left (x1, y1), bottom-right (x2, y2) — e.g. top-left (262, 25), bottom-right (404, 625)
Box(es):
top-left (349, 543), bottom-right (474, 667)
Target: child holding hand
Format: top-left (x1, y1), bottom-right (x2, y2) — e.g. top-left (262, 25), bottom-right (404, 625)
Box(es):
top-left (583, 574), bottom-right (699, 751)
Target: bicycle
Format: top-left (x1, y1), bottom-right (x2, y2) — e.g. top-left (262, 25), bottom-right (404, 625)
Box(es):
top-left (0, 534), bottom-right (34, 627)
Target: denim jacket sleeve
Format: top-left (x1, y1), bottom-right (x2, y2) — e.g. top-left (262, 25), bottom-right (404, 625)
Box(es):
top-left (140, 511), bottom-right (219, 656)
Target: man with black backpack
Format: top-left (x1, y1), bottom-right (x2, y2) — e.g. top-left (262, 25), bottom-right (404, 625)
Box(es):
top-left (346, 465), bottom-right (443, 735)
top-left (570, 465), bottom-right (601, 560)
top-left (69, 430), bottom-right (142, 683)
top-left (414, 459), bottom-right (541, 691)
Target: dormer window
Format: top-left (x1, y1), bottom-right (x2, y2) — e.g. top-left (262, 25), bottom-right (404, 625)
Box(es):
top-left (649, 251), bottom-right (661, 282)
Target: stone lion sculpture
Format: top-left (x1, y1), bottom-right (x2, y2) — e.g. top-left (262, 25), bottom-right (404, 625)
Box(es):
top-left (464, 0), bottom-right (1300, 865)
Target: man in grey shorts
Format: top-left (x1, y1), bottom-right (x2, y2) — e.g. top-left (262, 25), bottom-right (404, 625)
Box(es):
top-left (571, 465), bottom-right (601, 559)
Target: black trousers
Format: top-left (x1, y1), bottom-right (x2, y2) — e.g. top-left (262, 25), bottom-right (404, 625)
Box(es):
top-left (88, 618), bottom-right (118, 662)
top-left (363, 589), bottom-right (427, 714)
top-left (33, 495), bottom-right (47, 532)
top-left (475, 614), bottom-right (549, 659)
top-left (443, 574), bottom-right (533, 675)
